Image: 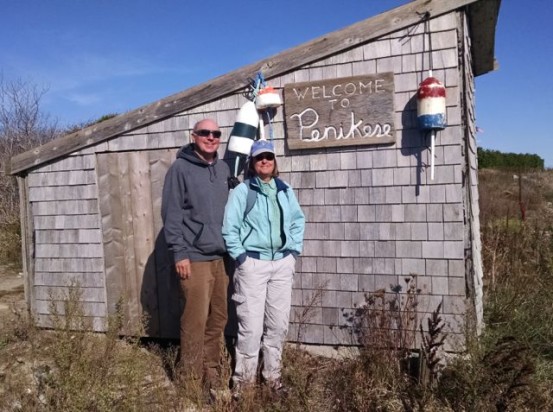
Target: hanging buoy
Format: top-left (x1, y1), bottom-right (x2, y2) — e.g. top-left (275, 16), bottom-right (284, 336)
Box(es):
top-left (417, 76), bottom-right (446, 180)
top-left (417, 77), bottom-right (446, 130)
top-left (228, 101), bottom-right (259, 156)
top-left (255, 86), bottom-right (282, 110)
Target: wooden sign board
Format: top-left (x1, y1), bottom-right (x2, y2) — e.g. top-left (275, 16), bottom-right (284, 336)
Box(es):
top-left (284, 73), bottom-right (395, 150)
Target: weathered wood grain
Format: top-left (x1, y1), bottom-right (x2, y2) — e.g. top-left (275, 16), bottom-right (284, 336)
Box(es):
top-left (284, 73), bottom-right (396, 150)
top-left (34, 286), bottom-right (105, 302)
top-left (149, 149), bottom-right (181, 338)
top-left (35, 154), bottom-right (95, 172)
top-left (129, 151), bottom-right (159, 335)
top-left (467, 0), bottom-right (500, 76)
top-left (97, 150), bottom-right (181, 337)
top-left (34, 258), bottom-right (104, 273)
top-left (149, 150), bottom-right (174, 235)
top-left (34, 215), bottom-right (100, 230)
top-left (35, 228), bottom-right (102, 244)
top-left (29, 185), bottom-right (97, 202)
top-left (28, 170), bottom-right (96, 187)
top-left (97, 152), bottom-right (123, 319)
top-left (35, 299), bottom-right (107, 317)
top-left (35, 243), bottom-right (104, 258)
top-left (32, 199), bottom-right (99, 216)
top-left (18, 176), bottom-right (35, 312)
top-left (35, 272), bottom-right (105, 288)
top-left (36, 314), bottom-right (107, 332)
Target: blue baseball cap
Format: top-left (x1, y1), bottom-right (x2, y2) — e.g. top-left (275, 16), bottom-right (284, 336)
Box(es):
top-left (250, 139), bottom-right (275, 158)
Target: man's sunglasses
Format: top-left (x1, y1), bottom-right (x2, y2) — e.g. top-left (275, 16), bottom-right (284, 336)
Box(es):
top-left (254, 153), bottom-right (275, 161)
top-left (193, 129), bottom-right (222, 138)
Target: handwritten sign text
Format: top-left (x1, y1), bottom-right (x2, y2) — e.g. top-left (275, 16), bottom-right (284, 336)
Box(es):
top-left (284, 74), bottom-right (395, 150)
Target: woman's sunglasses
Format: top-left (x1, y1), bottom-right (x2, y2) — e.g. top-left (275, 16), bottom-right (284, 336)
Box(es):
top-left (193, 129), bottom-right (222, 138)
top-left (254, 153), bottom-right (275, 161)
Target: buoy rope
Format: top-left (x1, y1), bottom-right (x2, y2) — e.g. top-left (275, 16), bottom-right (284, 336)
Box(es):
top-left (422, 11), bottom-right (434, 77)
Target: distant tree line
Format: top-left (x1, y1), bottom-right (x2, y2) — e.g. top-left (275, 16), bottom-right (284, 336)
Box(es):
top-left (477, 148), bottom-right (544, 170)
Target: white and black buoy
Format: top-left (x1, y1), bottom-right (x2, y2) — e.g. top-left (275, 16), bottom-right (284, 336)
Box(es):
top-left (227, 100), bottom-right (259, 176)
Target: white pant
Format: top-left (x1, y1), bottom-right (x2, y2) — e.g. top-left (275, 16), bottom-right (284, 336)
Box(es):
top-left (231, 254), bottom-right (296, 384)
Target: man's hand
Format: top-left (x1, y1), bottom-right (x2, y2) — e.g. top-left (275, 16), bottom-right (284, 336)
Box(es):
top-left (175, 259), bottom-right (191, 280)
top-left (228, 176), bottom-right (240, 189)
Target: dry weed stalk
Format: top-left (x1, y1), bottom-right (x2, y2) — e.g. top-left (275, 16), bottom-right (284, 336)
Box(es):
top-left (294, 281), bottom-right (327, 346)
top-left (419, 300), bottom-right (447, 386)
top-left (343, 275), bottom-right (420, 370)
top-left (483, 336), bottom-right (536, 412)
top-left (34, 285), bottom-right (170, 410)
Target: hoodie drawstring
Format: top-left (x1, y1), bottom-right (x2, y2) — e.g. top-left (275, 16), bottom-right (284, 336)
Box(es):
top-left (208, 164), bottom-right (217, 182)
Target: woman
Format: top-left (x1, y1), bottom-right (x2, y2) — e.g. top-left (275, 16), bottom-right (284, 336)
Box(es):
top-left (222, 139), bottom-right (305, 394)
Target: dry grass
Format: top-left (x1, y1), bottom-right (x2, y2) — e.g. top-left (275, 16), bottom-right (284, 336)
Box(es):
top-left (0, 221), bottom-right (21, 267)
top-left (0, 288), bottom-right (180, 411)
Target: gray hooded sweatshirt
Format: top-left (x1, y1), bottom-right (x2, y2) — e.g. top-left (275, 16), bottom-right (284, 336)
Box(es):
top-left (161, 144), bottom-right (230, 262)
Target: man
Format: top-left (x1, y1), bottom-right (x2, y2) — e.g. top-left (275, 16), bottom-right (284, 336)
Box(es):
top-left (161, 119), bottom-right (230, 390)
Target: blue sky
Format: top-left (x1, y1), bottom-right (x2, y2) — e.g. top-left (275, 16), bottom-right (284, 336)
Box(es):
top-left (1, 0), bottom-right (552, 167)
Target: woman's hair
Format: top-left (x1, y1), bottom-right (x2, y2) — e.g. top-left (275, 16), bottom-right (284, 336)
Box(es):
top-left (246, 156), bottom-right (279, 178)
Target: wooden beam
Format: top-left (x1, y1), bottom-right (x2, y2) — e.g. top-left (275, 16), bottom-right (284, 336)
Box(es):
top-left (10, 0), bottom-right (479, 175)
top-left (468, 0), bottom-right (501, 76)
top-left (17, 176), bottom-right (34, 313)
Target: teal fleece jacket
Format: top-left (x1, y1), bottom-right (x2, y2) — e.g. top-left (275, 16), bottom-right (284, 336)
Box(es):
top-left (161, 144), bottom-right (230, 262)
top-left (222, 177), bottom-right (305, 262)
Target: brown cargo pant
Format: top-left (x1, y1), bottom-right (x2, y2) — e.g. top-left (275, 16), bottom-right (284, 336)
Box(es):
top-left (179, 259), bottom-right (228, 386)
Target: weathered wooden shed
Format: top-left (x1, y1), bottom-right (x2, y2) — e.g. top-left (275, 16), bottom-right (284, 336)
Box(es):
top-left (10, 0), bottom-right (500, 351)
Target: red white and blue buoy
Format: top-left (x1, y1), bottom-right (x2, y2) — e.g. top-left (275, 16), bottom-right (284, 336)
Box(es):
top-left (417, 76), bottom-right (446, 180)
top-left (417, 76), bottom-right (446, 131)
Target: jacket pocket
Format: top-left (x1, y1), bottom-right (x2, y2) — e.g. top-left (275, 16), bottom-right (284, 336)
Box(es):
top-left (231, 293), bottom-right (246, 304)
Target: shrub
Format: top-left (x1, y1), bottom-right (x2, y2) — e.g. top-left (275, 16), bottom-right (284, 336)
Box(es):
top-left (478, 147), bottom-right (544, 170)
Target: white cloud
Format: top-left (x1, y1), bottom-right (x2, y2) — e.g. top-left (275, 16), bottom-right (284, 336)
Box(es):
top-left (65, 92), bottom-right (103, 106)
